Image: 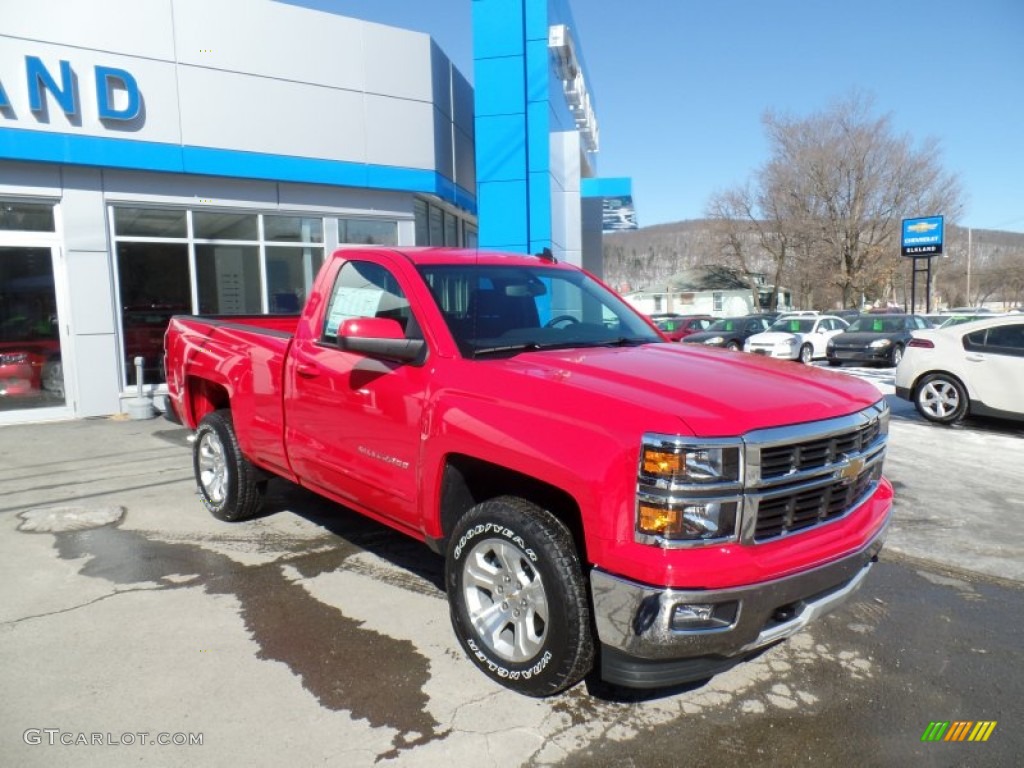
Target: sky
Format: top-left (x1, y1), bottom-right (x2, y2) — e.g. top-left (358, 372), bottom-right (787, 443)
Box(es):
top-left (286, 0), bottom-right (1024, 233)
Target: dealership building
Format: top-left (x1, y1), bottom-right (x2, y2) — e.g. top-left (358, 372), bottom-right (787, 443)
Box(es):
top-left (0, 0), bottom-right (631, 423)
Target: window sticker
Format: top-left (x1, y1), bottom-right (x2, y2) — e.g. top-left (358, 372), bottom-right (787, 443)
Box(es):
top-left (325, 286), bottom-right (383, 335)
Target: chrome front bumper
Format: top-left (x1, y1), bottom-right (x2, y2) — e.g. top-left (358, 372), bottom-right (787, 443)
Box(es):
top-left (590, 522), bottom-right (888, 687)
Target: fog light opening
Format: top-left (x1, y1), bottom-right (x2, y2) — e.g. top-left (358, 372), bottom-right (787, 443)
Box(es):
top-left (670, 600), bottom-right (738, 631)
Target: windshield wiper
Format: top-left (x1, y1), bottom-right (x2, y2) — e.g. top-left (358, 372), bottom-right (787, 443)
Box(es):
top-left (597, 337), bottom-right (655, 347)
top-left (471, 342), bottom-right (547, 358)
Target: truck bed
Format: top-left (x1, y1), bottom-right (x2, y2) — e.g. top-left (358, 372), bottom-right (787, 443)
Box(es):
top-left (165, 314), bottom-right (302, 478)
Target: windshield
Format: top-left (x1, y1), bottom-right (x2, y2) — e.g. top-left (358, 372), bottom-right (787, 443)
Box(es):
top-left (418, 264), bottom-right (663, 357)
top-left (768, 318), bottom-right (815, 333)
top-left (847, 316), bottom-right (903, 333)
top-left (707, 318), bottom-right (739, 332)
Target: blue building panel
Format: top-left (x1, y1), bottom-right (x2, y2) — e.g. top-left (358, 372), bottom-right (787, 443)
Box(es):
top-left (528, 170), bottom-right (552, 244)
top-left (475, 114), bottom-right (528, 183)
top-left (523, 0), bottom-right (551, 42)
top-left (582, 177), bottom-right (632, 198)
top-left (474, 57), bottom-right (527, 118)
top-left (472, 0), bottom-right (525, 59)
top-left (525, 100), bottom-right (550, 175)
top-left (477, 179), bottom-right (529, 249)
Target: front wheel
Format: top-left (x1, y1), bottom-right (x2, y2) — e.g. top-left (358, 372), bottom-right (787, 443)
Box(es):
top-left (914, 373), bottom-right (968, 424)
top-left (799, 344), bottom-right (813, 364)
top-left (446, 497), bottom-right (593, 696)
top-left (193, 410), bottom-right (266, 521)
top-left (888, 344), bottom-right (904, 367)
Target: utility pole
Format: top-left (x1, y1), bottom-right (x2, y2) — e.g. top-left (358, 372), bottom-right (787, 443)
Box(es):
top-left (966, 228), bottom-right (972, 306)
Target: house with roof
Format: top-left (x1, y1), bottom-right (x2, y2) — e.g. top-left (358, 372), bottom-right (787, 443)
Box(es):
top-left (620, 265), bottom-right (790, 317)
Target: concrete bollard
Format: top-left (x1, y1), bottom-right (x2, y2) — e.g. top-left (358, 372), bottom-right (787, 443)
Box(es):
top-left (124, 355), bottom-right (157, 420)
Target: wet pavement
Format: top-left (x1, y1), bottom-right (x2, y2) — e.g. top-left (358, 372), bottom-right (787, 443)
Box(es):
top-left (1, 409), bottom-right (1022, 767)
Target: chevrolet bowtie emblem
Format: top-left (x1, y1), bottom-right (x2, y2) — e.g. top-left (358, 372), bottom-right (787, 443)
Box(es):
top-left (836, 457), bottom-right (866, 484)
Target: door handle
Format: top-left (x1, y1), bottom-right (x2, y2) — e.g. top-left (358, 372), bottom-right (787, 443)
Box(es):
top-left (295, 363), bottom-right (320, 378)
top-left (965, 354), bottom-right (984, 363)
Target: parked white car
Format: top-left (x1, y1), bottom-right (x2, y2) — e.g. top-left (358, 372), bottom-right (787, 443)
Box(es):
top-left (894, 315), bottom-right (1024, 424)
top-left (744, 315), bottom-right (849, 363)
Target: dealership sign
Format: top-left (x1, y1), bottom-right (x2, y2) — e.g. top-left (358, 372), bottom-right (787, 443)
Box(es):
top-left (0, 55), bottom-right (140, 122)
top-left (901, 215), bottom-right (944, 257)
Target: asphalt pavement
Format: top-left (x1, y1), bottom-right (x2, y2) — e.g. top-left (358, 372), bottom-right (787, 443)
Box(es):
top-left (1, 376), bottom-right (1022, 767)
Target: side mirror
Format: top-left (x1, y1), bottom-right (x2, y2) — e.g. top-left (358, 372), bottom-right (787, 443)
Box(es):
top-left (337, 317), bottom-right (426, 364)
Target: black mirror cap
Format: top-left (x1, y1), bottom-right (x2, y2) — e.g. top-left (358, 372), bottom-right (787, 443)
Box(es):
top-left (337, 335), bottom-right (427, 365)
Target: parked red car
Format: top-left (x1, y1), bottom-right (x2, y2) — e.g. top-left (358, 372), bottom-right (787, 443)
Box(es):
top-left (0, 338), bottom-right (61, 398)
top-left (653, 314), bottom-right (714, 341)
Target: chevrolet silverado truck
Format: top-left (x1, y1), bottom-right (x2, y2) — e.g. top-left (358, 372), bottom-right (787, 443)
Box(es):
top-left (165, 247), bottom-right (892, 696)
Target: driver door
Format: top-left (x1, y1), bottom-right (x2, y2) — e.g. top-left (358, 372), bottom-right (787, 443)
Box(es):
top-left (284, 256), bottom-right (430, 528)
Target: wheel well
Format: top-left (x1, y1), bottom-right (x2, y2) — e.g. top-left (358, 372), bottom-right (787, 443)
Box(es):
top-left (438, 455), bottom-right (586, 561)
top-left (186, 377), bottom-right (230, 425)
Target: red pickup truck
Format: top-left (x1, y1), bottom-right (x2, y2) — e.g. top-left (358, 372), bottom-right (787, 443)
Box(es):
top-left (165, 247), bottom-right (892, 696)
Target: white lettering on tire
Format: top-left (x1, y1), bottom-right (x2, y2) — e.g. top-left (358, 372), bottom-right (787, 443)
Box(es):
top-left (453, 522), bottom-right (537, 562)
top-left (466, 638), bottom-right (552, 680)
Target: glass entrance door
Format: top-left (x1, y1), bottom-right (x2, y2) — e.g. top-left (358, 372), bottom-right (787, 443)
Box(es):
top-left (0, 246), bottom-right (66, 413)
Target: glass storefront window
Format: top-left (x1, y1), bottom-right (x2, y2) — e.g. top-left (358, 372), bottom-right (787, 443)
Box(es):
top-left (266, 246), bottom-right (323, 313)
top-left (113, 208), bottom-right (187, 238)
top-left (0, 246), bottom-right (65, 410)
top-left (195, 245), bottom-right (262, 314)
top-left (116, 242), bottom-right (191, 386)
top-left (444, 210), bottom-right (458, 246)
top-left (428, 205), bottom-right (443, 246)
top-left (0, 202), bottom-right (56, 232)
top-left (264, 215), bottom-right (323, 243)
top-left (414, 199), bottom-right (429, 245)
top-left (193, 211), bottom-right (258, 240)
top-left (339, 218), bottom-right (398, 245)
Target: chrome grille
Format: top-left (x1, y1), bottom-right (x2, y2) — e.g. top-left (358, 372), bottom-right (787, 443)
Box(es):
top-left (760, 419), bottom-right (882, 479)
top-left (742, 402), bottom-right (888, 544)
top-left (752, 464), bottom-right (882, 541)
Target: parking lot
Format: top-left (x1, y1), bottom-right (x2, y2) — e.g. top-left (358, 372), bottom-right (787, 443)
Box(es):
top-left (1, 364), bottom-right (1022, 767)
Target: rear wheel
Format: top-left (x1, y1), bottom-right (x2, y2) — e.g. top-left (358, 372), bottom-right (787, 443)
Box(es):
top-left (726, 340), bottom-right (741, 351)
top-left (193, 410), bottom-right (265, 521)
top-left (446, 496), bottom-right (593, 696)
top-left (914, 373), bottom-right (968, 424)
top-left (799, 344), bottom-right (813, 364)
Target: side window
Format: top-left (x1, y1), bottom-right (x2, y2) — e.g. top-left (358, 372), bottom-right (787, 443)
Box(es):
top-left (322, 261), bottom-right (415, 343)
top-left (982, 324), bottom-right (1024, 355)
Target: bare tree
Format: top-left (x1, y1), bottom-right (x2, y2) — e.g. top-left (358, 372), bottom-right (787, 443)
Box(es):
top-left (709, 93), bottom-right (964, 308)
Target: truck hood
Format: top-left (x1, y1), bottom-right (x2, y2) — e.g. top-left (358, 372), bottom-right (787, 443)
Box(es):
top-left (484, 342), bottom-right (883, 437)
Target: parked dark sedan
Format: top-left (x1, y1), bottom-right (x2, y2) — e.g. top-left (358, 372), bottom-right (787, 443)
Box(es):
top-left (826, 314), bottom-right (932, 367)
top-left (682, 315), bottom-right (772, 351)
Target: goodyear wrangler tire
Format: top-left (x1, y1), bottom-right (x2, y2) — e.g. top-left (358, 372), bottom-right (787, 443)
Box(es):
top-left (446, 497), bottom-right (594, 696)
top-left (193, 410), bottom-right (265, 522)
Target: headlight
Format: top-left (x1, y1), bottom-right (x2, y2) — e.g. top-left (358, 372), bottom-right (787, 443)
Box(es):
top-left (869, 338), bottom-right (892, 348)
top-left (637, 437), bottom-right (743, 545)
top-left (704, 336), bottom-right (724, 345)
top-left (641, 443), bottom-right (741, 485)
top-left (637, 500), bottom-right (739, 541)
